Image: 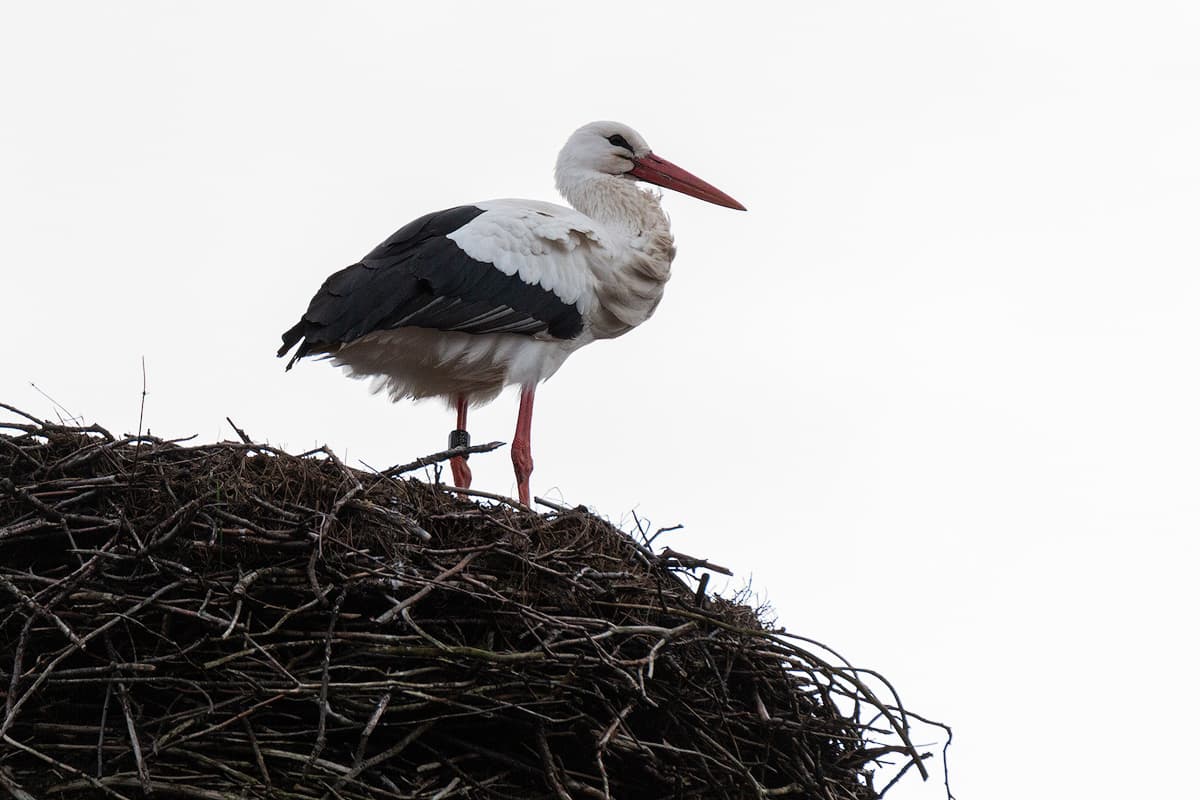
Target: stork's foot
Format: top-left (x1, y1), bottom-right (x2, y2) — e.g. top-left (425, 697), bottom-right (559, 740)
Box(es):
top-left (450, 455), bottom-right (472, 496)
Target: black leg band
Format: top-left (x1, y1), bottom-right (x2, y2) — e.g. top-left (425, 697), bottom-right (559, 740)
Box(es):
top-left (448, 429), bottom-right (470, 457)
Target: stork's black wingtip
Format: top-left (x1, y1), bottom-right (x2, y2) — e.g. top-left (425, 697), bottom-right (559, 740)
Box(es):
top-left (278, 345), bottom-right (304, 371)
top-left (278, 320), bottom-right (309, 370)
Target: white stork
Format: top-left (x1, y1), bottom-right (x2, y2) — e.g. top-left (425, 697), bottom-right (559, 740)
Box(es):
top-left (279, 121), bottom-right (744, 505)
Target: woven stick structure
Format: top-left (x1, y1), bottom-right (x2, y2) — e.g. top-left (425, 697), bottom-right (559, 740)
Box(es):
top-left (0, 405), bottom-right (942, 799)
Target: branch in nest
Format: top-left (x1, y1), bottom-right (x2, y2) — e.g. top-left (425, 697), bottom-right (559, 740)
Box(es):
top-left (379, 441), bottom-right (506, 477)
top-left (658, 546), bottom-right (733, 576)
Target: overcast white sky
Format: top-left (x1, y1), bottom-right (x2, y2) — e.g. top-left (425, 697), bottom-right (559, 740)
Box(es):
top-left (3, 2), bottom-right (1198, 797)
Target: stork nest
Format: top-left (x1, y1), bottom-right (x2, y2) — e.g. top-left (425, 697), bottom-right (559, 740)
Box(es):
top-left (0, 404), bottom-right (943, 800)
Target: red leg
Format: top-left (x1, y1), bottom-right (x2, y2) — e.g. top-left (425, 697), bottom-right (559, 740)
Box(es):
top-left (511, 386), bottom-right (535, 506)
top-left (450, 394), bottom-right (472, 493)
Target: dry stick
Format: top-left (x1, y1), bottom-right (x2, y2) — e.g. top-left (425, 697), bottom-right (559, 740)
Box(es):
top-left (3, 478), bottom-right (119, 531)
top-left (170, 750), bottom-right (266, 794)
top-left (430, 777), bottom-right (463, 800)
top-left (374, 551), bottom-right (481, 624)
top-left (596, 701), bottom-right (635, 752)
top-left (241, 717), bottom-right (272, 787)
top-left (658, 546), bottom-right (733, 576)
top-left (352, 692), bottom-right (392, 768)
top-left (159, 692), bottom-right (292, 750)
top-left (27, 384), bottom-right (81, 427)
top-left (261, 589), bottom-right (333, 636)
top-left (380, 441), bottom-right (505, 477)
top-left (47, 776), bottom-right (246, 800)
top-left (307, 545), bottom-right (328, 608)
top-left (0, 574), bottom-right (86, 649)
top-left (563, 779), bottom-right (610, 800)
top-left (225, 417), bottom-right (253, 445)
top-left (597, 598), bottom-right (929, 781)
top-left (893, 709), bottom-right (955, 800)
top-left (304, 589), bottom-right (346, 780)
top-left (645, 523), bottom-right (684, 549)
top-left (0, 441), bottom-right (45, 478)
top-left (96, 681), bottom-right (112, 778)
top-left (132, 356), bottom-right (147, 469)
top-left (533, 495), bottom-right (575, 513)
top-left (767, 628), bottom-right (927, 774)
top-left (320, 719), bottom-right (435, 799)
top-left (535, 728), bottom-right (573, 800)
top-left (317, 446), bottom-right (363, 557)
top-left (429, 484), bottom-right (532, 511)
top-left (0, 403), bottom-right (42, 425)
top-left (593, 749), bottom-right (612, 800)
top-left (0, 766), bottom-right (37, 800)
top-left (0, 581), bottom-right (183, 738)
top-left (133, 496), bottom-right (206, 556)
top-left (43, 436), bottom-right (152, 477)
top-left (1, 734), bottom-right (133, 800)
top-left (400, 606), bottom-right (451, 653)
top-left (694, 572), bottom-right (710, 607)
top-left (241, 633), bottom-right (303, 687)
top-left (111, 663), bottom-right (151, 794)
top-left (220, 598), bottom-right (243, 639)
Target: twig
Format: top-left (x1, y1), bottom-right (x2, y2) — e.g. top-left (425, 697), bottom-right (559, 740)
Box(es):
top-left (658, 547), bottom-right (733, 576)
top-left (106, 637), bottom-right (150, 795)
top-left (132, 357), bottom-right (148, 468)
top-left (0, 766), bottom-right (36, 800)
top-left (375, 552), bottom-right (480, 624)
top-left (317, 446), bottom-right (363, 557)
top-left (304, 590), bottom-right (345, 780)
top-left (0, 403), bottom-right (42, 425)
top-left (225, 417), bottom-right (252, 445)
top-left (536, 728), bottom-right (572, 800)
top-left (242, 717), bottom-right (272, 787)
top-left (380, 441), bottom-right (506, 477)
top-left (29, 383), bottom-right (81, 427)
top-left (322, 720), bottom-right (434, 797)
top-left (694, 572), bottom-right (710, 608)
top-left (428, 484), bottom-right (532, 511)
top-left (2, 734), bottom-right (133, 800)
top-left (534, 496), bottom-right (577, 513)
top-left (645, 523), bottom-right (683, 548)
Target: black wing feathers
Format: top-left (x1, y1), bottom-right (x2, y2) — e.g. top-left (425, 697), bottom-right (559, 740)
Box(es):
top-left (278, 205), bottom-right (585, 368)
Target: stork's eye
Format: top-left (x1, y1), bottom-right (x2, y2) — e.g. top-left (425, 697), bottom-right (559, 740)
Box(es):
top-left (607, 134), bottom-right (633, 152)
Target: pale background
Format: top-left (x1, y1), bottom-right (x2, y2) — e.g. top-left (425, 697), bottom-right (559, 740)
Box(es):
top-left (2, 2), bottom-right (1197, 798)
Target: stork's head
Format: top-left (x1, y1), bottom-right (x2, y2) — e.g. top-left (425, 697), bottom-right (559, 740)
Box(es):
top-left (556, 121), bottom-right (745, 211)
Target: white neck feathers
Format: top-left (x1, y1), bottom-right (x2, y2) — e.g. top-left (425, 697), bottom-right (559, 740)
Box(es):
top-left (555, 170), bottom-right (677, 339)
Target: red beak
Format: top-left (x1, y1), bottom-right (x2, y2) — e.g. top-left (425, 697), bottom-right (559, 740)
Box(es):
top-left (628, 152), bottom-right (746, 211)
